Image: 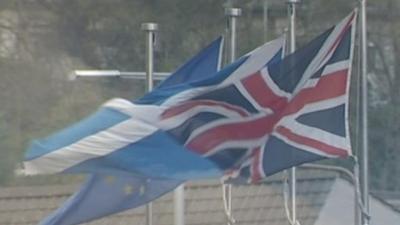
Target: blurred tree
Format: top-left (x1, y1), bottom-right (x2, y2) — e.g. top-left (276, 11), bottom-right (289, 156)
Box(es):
top-left (366, 0), bottom-right (400, 191)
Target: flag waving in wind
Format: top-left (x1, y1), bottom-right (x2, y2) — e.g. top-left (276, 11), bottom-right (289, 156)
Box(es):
top-left (39, 37), bottom-right (224, 225)
top-left (37, 36), bottom-right (285, 225)
top-left (24, 37), bottom-right (285, 180)
top-left (228, 11), bottom-right (357, 182)
top-left (24, 10), bottom-right (356, 224)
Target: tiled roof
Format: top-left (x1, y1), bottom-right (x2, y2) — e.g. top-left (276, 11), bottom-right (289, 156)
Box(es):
top-left (0, 169), bottom-right (337, 225)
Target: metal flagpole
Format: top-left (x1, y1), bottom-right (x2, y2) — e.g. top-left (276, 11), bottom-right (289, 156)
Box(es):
top-left (141, 22), bottom-right (158, 225)
top-left (263, 0), bottom-right (269, 42)
top-left (224, 7), bottom-right (242, 225)
top-left (71, 70), bottom-right (170, 80)
top-left (174, 185), bottom-right (185, 225)
top-left (359, 0), bottom-right (370, 224)
top-left (287, 1), bottom-right (300, 224)
top-left (142, 23), bottom-right (158, 92)
top-left (226, 8), bottom-right (241, 63)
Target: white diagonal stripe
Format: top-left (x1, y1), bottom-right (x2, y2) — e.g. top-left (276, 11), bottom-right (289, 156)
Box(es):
top-left (24, 103), bottom-right (159, 175)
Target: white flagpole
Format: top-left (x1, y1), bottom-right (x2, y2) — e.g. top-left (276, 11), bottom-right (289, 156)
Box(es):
top-left (224, 7), bottom-right (242, 225)
top-left (359, 0), bottom-right (370, 224)
top-left (287, 1), bottom-right (300, 224)
top-left (141, 22), bottom-right (158, 225)
top-left (174, 185), bottom-right (185, 225)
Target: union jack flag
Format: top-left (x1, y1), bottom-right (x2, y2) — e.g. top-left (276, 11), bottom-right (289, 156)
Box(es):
top-left (160, 11), bottom-right (356, 183)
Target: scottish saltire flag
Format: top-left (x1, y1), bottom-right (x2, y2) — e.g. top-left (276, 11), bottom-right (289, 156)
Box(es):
top-left (39, 37), bottom-right (225, 225)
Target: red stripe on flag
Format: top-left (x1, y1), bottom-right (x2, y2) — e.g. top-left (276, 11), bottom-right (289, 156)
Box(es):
top-left (187, 114), bottom-right (278, 154)
top-left (187, 70), bottom-right (348, 155)
top-left (281, 69), bottom-right (348, 117)
top-left (276, 126), bottom-right (348, 157)
top-left (242, 72), bottom-right (288, 112)
top-left (161, 100), bottom-right (250, 119)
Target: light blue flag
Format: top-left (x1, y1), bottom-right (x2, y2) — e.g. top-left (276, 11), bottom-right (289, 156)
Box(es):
top-left (39, 37), bottom-right (224, 225)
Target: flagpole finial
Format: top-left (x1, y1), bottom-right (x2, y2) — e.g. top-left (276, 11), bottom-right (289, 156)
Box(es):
top-left (225, 8), bottom-right (242, 17)
top-left (286, 0), bottom-right (301, 4)
top-left (141, 23), bottom-right (158, 32)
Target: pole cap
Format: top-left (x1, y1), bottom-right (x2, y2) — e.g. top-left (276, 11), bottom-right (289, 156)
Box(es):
top-left (286, 0), bottom-right (301, 4)
top-left (141, 23), bottom-right (158, 31)
top-left (225, 8), bottom-right (242, 17)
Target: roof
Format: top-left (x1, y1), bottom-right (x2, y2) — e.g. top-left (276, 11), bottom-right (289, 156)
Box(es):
top-left (3, 167), bottom-right (400, 225)
top-left (0, 168), bottom-right (336, 225)
top-left (371, 191), bottom-right (400, 212)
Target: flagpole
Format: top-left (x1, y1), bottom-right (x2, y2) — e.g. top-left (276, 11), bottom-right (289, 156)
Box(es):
top-left (142, 23), bottom-right (158, 92)
top-left (359, 0), bottom-right (370, 224)
top-left (141, 22), bottom-right (158, 225)
top-left (224, 7), bottom-right (242, 225)
top-left (226, 8), bottom-right (241, 63)
top-left (287, 1), bottom-right (299, 224)
top-left (174, 185), bottom-right (185, 225)
top-left (263, 0), bottom-right (269, 42)
top-left (71, 70), bottom-right (170, 80)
